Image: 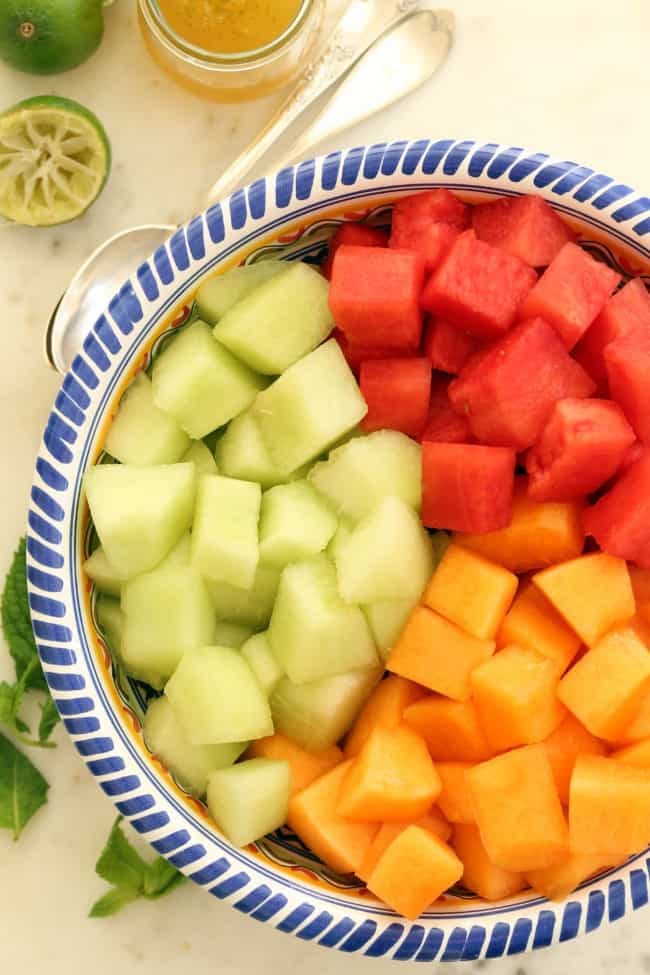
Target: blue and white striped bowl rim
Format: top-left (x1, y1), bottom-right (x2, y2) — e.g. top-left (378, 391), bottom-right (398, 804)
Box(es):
top-left (27, 139), bottom-right (650, 961)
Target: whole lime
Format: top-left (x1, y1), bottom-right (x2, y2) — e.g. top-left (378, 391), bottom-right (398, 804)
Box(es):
top-left (0, 0), bottom-right (104, 74)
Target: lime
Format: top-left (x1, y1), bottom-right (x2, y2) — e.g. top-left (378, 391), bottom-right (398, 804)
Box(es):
top-left (0, 0), bottom-right (104, 75)
top-left (0, 96), bottom-right (110, 226)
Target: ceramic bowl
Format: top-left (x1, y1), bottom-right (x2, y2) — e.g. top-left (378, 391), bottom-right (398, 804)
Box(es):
top-left (27, 140), bottom-right (650, 962)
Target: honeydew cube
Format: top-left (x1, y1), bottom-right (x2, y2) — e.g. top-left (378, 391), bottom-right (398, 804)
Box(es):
top-left (214, 262), bottom-right (333, 374)
top-left (84, 462), bottom-right (196, 578)
top-left (241, 632), bottom-right (283, 695)
top-left (104, 372), bottom-right (190, 466)
top-left (205, 562), bottom-right (281, 629)
top-left (195, 261), bottom-right (286, 323)
top-left (183, 440), bottom-right (219, 475)
top-left (363, 599), bottom-right (416, 662)
top-left (165, 645), bottom-right (273, 744)
top-left (96, 595), bottom-right (123, 655)
top-left (251, 339), bottom-right (367, 475)
top-left (336, 496), bottom-right (434, 604)
top-left (326, 518), bottom-right (354, 563)
top-left (191, 475), bottom-right (261, 589)
top-left (259, 481), bottom-right (337, 569)
top-left (143, 696), bottom-right (246, 797)
top-left (152, 320), bottom-right (266, 438)
top-left (270, 666), bottom-right (382, 752)
top-left (213, 621), bottom-right (255, 649)
top-left (215, 408), bottom-right (310, 488)
top-left (84, 546), bottom-right (126, 596)
top-left (207, 758), bottom-right (290, 847)
top-left (158, 532), bottom-right (191, 569)
top-left (268, 555), bottom-right (378, 684)
top-left (121, 566), bottom-right (216, 688)
top-left (309, 430), bottom-right (422, 521)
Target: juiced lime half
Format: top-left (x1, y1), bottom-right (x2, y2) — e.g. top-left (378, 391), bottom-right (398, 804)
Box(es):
top-left (0, 95), bottom-right (110, 226)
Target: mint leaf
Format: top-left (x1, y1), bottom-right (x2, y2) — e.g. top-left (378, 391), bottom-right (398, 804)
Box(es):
top-left (89, 887), bottom-right (140, 918)
top-left (0, 732), bottom-right (48, 839)
top-left (38, 697), bottom-right (60, 744)
top-left (1, 538), bottom-right (46, 691)
top-left (95, 817), bottom-right (148, 889)
top-left (144, 856), bottom-right (186, 899)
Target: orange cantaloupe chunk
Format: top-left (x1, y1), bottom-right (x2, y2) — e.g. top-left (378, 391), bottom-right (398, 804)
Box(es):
top-left (248, 734), bottom-right (343, 796)
top-left (287, 760), bottom-right (378, 874)
top-left (497, 581), bottom-right (581, 675)
top-left (557, 625), bottom-right (650, 741)
top-left (611, 738), bottom-right (650, 769)
top-left (403, 696), bottom-right (493, 762)
top-left (436, 762), bottom-right (475, 824)
top-left (470, 644), bottom-right (566, 751)
top-left (613, 677), bottom-right (650, 745)
top-left (387, 606), bottom-right (495, 701)
top-left (337, 724), bottom-right (441, 822)
top-left (569, 754), bottom-right (650, 858)
top-left (525, 853), bottom-right (616, 900)
top-left (452, 824), bottom-right (526, 901)
top-left (466, 744), bottom-right (569, 872)
top-left (629, 566), bottom-right (650, 622)
top-left (455, 483), bottom-right (584, 573)
top-left (542, 713), bottom-right (608, 806)
top-left (357, 808), bottom-right (452, 882)
top-left (366, 825), bottom-right (464, 920)
top-left (533, 553), bottom-right (635, 647)
top-left (343, 675), bottom-right (426, 758)
top-left (423, 543), bottom-right (518, 640)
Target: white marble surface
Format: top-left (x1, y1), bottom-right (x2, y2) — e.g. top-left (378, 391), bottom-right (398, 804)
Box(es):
top-left (2, 1), bottom-right (650, 971)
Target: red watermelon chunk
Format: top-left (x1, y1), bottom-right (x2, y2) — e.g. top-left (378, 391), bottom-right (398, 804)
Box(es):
top-left (421, 442), bottom-right (516, 532)
top-left (619, 440), bottom-right (644, 477)
top-left (517, 242), bottom-right (621, 349)
top-left (525, 398), bottom-right (636, 502)
top-left (421, 229), bottom-right (538, 339)
top-left (605, 327), bottom-right (650, 443)
top-left (583, 450), bottom-right (650, 568)
top-left (333, 329), bottom-right (414, 375)
top-left (472, 194), bottom-right (575, 267)
top-left (423, 317), bottom-right (481, 375)
top-left (390, 221), bottom-right (459, 272)
top-left (574, 278), bottom-right (650, 388)
top-left (421, 376), bottom-right (473, 444)
top-left (322, 223), bottom-right (388, 278)
top-left (448, 318), bottom-right (596, 451)
top-left (391, 188), bottom-right (469, 232)
top-left (329, 245), bottom-right (425, 349)
top-left (359, 358), bottom-right (431, 438)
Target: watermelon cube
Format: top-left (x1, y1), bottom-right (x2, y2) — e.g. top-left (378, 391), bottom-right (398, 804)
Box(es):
top-left (423, 318), bottom-right (481, 375)
top-left (525, 398), bottom-right (636, 502)
top-left (390, 221), bottom-right (460, 273)
top-left (359, 358), bottom-right (431, 438)
top-left (583, 449), bottom-right (650, 568)
top-left (606, 328), bottom-right (650, 443)
top-left (332, 329), bottom-right (414, 376)
top-left (322, 223), bottom-right (388, 277)
top-left (574, 278), bottom-right (650, 388)
top-left (448, 318), bottom-right (596, 450)
top-left (518, 242), bottom-right (621, 349)
top-left (421, 229), bottom-right (537, 340)
top-left (422, 442), bottom-right (516, 532)
top-left (472, 194), bottom-right (575, 267)
top-left (328, 245), bottom-right (425, 349)
top-left (391, 188), bottom-right (470, 233)
top-left (421, 377), bottom-right (472, 445)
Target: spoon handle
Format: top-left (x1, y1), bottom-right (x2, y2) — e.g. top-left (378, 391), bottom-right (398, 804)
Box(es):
top-left (203, 0), bottom-right (427, 206)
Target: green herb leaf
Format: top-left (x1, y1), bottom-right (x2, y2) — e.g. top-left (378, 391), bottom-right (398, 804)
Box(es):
top-left (38, 696), bottom-right (60, 744)
top-left (144, 856), bottom-right (186, 899)
top-left (1, 538), bottom-right (46, 691)
top-left (95, 816), bottom-right (148, 890)
top-left (0, 732), bottom-right (48, 839)
top-left (89, 886), bottom-right (140, 918)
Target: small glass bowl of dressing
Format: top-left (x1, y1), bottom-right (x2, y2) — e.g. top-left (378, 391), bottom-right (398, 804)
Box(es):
top-left (138, 0), bottom-right (324, 102)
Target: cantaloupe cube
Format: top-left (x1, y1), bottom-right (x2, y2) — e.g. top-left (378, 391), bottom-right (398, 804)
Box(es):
top-left (569, 754), bottom-right (650, 858)
top-left (248, 733), bottom-right (342, 796)
top-left (455, 484), bottom-right (584, 572)
top-left (436, 763), bottom-right (475, 824)
top-left (387, 607), bottom-right (495, 701)
top-left (366, 826), bottom-right (464, 919)
top-left (466, 744), bottom-right (569, 871)
top-left (471, 645), bottom-right (566, 751)
top-left (363, 599), bottom-right (418, 663)
top-left (557, 625), bottom-right (650, 741)
top-left (630, 566), bottom-right (650, 621)
top-left (612, 736), bottom-right (650, 769)
top-left (452, 824), bottom-right (526, 901)
top-left (287, 761), bottom-right (379, 874)
top-left (403, 696), bottom-right (493, 762)
top-left (534, 553), bottom-right (635, 646)
top-left (423, 544), bottom-right (517, 640)
top-left (338, 724), bottom-right (441, 821)
top-left (343, 675), bottom-right (425, 758)
top-left (542, 714), bottom-right (608, 805)
top-left (615, 686), bottom-right (650, 744)
top-left (525, 853), bottom-right (614, 900)
top-left (357, 810), bottom-right (452, 882)
top-left (497, 581), bottom-right (581, 675)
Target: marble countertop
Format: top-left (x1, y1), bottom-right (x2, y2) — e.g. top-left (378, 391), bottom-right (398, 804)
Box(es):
top-left (2, 1), bottom-right (650, 972)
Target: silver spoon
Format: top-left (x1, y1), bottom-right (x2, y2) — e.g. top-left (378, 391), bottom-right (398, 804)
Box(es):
top-left (45, 4), bottom-right (454, 374)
